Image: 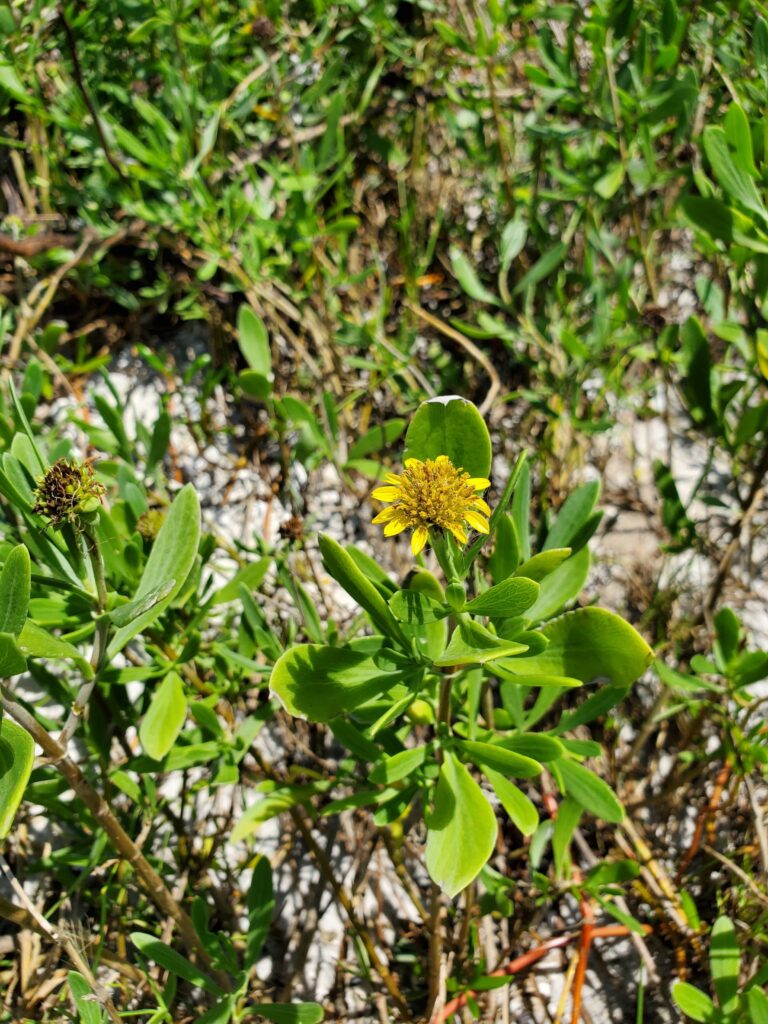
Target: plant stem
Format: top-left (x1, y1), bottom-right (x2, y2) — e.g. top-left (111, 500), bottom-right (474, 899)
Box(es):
top-left (0, 689), bottom-right (227, 986)
top-left (59, 528), bottom-right (109, 746)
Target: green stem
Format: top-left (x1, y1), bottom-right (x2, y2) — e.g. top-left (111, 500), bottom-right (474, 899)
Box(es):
top-left (59, 529), bottom-right (109, 745)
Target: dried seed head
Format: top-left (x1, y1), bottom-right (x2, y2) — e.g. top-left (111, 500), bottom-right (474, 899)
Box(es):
top-left (32, 458), bottom-right (105, 530)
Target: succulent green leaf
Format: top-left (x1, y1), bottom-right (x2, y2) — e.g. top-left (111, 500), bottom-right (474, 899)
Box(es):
top-left (710, 916), bottom-right (740, 1013)
top-left (139, 671), bottom-right (187, 761)
top-left (554, 758), bottom-right (624, 823)
top-left (426, 752), bottom-right (497, 898)
top-left (0, 719), bottom-right (34, 839)
top-left (108, 484), bottom-right (201, 658)
top-left (270, 641), bottom-right (408, 722)
top-left (0, 545), bottom-right (30, 635)
top-left (465, 577), bottom-right (539, 617)
top-left (404, 397), bottom-right (492, 479)
top-left (434, 619), bottom-right (528, 667)
top-left (459, 739), bottom-right (541, 778)
top-left (501, 607), bottom-right (653, 686)
top-left (318, 534), bottom-right (407, 644)
top-left (671, 981), bottom-right (717, 1022)
top-left (483, 769), bottom-right (538, 834)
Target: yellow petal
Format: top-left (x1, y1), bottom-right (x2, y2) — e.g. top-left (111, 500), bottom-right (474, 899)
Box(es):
top-left (372, 508), bottom-right (399, 524)
top-left (465, 511), bottom-right (490, 534)
top-left (371, 486), bottom-right (401, 501)
top-left (411, 526), bottom-right (429, 555)
top-left (468, 477), bottom-right (491, 491)
top-left (384, 518), bottom-right (409, 537)
top-left (404, 458), bottom-right (423, 470)
top-left (471, 497), bottom-right (491, 515)
top-left (447, 523), bottom-right (468, 545)
top-left (384, 473), bottom-right (402, 485)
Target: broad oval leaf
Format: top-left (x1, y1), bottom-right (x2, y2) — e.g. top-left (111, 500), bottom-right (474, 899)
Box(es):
top-left (139, 671), bottom-right (187, 761)
top-left (370, 746), bottom-right (427, 784)
top-left (671, 981), bottom-right (716, 1022)
top-left (501, 607), bottom-right (653, 686)
top-left (0, 545), bottom-right (30, 635)
top-left (513, 548), bottom-right (571, 582)
top-left (389, 590), bottom-right (448, 625)
top-left (270, 641), bottom-right (407, 722)
top-left (0, 718), bottom-right (34, 839)
top-left (404, 397), bottom-right (492, 479)
top-left (426, 752), bottom-right (498, 898)
top-left (108, 484), bottom-right (201, 658)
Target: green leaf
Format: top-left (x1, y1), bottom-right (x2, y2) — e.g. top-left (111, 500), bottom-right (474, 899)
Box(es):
top-left (18, 620), bottom-right (92, 678)
top-left (554, 758), bottom-right (624, 822)
top-left (488, 514), bottom-right (520, 582)
top-left (425, 752), bottom-right (498, 898)
top-left (459, 740), bottom-right (542, 778)
top-left (0, 545), bottom-right (30, 636)
top-left (594, 163), bottom-right (625, 199)
top-left (449, 246), bottom-right (500, 306)
top-left (748, 987), bottom-right (768, 1024)
top-left (237, 305), bottom-right (273, 379)
top-left (553, 685), bottom-right (629, 734)
top-left (251, 1004), bottom-right (324, 1024)
top-left (672, 981), bottom-right (716, 1022)
top-left (499, 213), bottom-right (528, 271)
top-left (370, 746), bottom-right (427, 784)
top-left (67, 971), bottom-right (102, 1024)
top-left (404, 397), bottom-right (492, 479)
top-left (213, 558), bottom-right (271, 605)
top-left (0, 719), bottom-right (34, 839)
top-left (512, 243), bottom-right (567, 295)
top-left (247, 855), bottom-right (275, 966)
top-left (348, 420), bottom-right (405, 461)
top-left (317, 534), bottom-right (406, 644)
top-left (703, 126), bottom-right (767, 222)
top-left (0, 632), bottom-right (27, 677)
top-left (552, 796), bottom-right (582, 878)
top-left (434, 619), bottom-right (528, 667)
top-left (389, 590), bottom-right (448, 624)
top-left (139, 671), bottom-right (187, 761)
top-left (710, 916), bottom-right (740, 1013)
top-left (499, 607), bottom-right (653, 686)
top-left (545, 481), bottom-right (600, 551)
top-left (724, 104), bottom-right (757, 176)
top-left (680, 317), bottom-right (714, 428)
top-left (513, 548), bottom-right (571, 582)
top-left (681, 197), bottom-right (733, 244)
top-left (108, 484), bottom-right (201, 658)
top-left (465, 577), bottom-right (539, 617)
top-left (131, 932), bottom-right (224, 996)
top-left (483, 769), bottom-right (538, 834)
top-left (108, 579), bottom-right (177, 627)
top-left (270, 641), bottom-right (408, 722)
top-left (497, 734), bottom-right (565, 761)
top-left (522, 547), bottom-right (590, 623)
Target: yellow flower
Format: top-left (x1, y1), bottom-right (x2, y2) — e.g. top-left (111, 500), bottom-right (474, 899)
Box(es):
top-left (371, 455), bottom-right (491, 555)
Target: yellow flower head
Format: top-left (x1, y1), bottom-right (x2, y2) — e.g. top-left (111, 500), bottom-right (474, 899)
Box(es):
top-left (371, 455), bottom-right (491, 555)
